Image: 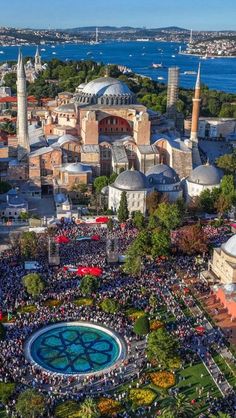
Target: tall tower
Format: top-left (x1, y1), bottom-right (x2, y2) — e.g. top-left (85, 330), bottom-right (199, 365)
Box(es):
top-left (17, 49), bottom-right (30, 161)
top-left (190, 63), bottom-right (201, 144)
top-left (167, 67), bottom-right (179, 119)
top-left (35, 46), bottom-right (42, 72)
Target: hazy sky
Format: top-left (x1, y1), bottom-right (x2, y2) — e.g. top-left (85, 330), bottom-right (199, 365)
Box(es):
top-left (0, 0), bottom-right (235, 30)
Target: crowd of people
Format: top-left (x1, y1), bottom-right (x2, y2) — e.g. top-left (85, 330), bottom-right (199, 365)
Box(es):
top-left (0, 220), bottom-right (236, 417)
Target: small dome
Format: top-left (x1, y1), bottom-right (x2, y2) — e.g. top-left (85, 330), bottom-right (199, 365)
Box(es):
top-left (62, 163), bottom-right (92, 174)
top-left (113, 169), bottom-right (149, 191)
top-left (188, 164), bottom-right (222, 186)
top-left (222, 235), bottom-right (236, 257)
top-left (101, 186), bottom-right (109, 195)
top-left (146, 164), bottom-right (179, 185)
top-left (82, 77), bottom-right (133, 97)
top-left (57, 134), bottom-right (78, 146)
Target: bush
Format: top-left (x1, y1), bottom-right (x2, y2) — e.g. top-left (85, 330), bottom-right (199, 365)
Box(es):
top-left (97, 398), bottom-right (122, 416)
top-left (129, 388), bottom-right (156, 406)
top-left (100, 298), bottom-right (120, 314)
top-left (16, 389), bottom-right (46, 418)
top-left (22, 273), bottom-right (45, 298)
top-left (133, 314), bottom-right (150, 336)
top-left (0, 382), bottom-right (15, 404)
top-left (80, 275), bottom-right (98, 296)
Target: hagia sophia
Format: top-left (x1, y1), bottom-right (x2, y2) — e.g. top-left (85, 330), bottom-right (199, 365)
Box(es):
top-left (0, 49), bottom-right (236, 301)
top-left (0, 49), bottom-right (225, 209)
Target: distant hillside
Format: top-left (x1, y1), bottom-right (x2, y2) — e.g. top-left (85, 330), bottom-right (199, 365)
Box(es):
top-left (59, 26), bottom-right (189, 34)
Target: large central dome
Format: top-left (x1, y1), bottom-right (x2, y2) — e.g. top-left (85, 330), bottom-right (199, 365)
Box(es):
top-left (76, 77), bottom-right (136, 106)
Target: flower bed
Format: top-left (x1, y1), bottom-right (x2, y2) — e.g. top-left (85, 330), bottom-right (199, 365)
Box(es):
top-left (44, 299), bottom-right (62, 308)
top-left (73, 298), bottom-right (94, 306)
top-left (126, 308), bottom-right (145, 321)
top-left (150, 319), bottom-right (164, 331)
top-left (150, 371), bottom-right (175, 389)
top-left (97, 397), bottom-right (122, 416)
top-left (129, 388), bottom-right (156, 406)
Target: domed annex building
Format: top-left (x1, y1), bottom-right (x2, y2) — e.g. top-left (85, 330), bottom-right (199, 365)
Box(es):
top-left (108, 169), bottom-right (153, 215)
top-left (146, 163), bottom-right (182, 202)
top-left (209, 235), bottom-right (236, 320)
top-left (185, 163), bottom-right (223, 201)
top-left (210, 235), bottom-right (236, 285)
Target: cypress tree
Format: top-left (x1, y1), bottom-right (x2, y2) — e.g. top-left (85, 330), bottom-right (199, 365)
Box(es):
top-left (117, 191), bottom-right (129, 222)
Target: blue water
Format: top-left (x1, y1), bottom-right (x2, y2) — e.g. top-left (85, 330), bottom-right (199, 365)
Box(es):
top-left (1, 41), bottom-right (236, 93)
top-left (30, 324), bottom-right (120, 374)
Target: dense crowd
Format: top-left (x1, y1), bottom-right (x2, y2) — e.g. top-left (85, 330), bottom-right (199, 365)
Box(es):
top-left (0, 220), bottom-right (236, 417)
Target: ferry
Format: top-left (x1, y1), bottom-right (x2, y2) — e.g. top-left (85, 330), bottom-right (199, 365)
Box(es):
top-left (184, 71), bottom-right (197, 75)
top-left (0, 51), bottom-right (4, 54)
top-left (152, 63), bottom-right (164, 69)
top-left (41, 48), bottom-right (46, 52)
top-left (136, 38), bottom-right (150, 42)
top-left (171, 55), bottom-right (176, 58)
top-left (52, 52), bottom-right (56, 55)
top-left (157, 76), bottom-right (164, 80)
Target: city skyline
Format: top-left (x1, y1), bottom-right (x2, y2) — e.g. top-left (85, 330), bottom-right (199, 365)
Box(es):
top-left (0, 0), bottom-right (235, 31)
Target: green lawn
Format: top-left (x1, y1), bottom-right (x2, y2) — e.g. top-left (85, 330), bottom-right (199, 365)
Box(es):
top-left (177, 362), bottom-right (221, 416)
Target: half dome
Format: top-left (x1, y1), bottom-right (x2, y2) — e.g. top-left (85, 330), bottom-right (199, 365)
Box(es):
top-left (146, 164), bottom-right (179, 185)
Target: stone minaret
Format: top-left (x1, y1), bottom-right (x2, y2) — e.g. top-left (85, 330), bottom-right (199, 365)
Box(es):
top-left (35, 46), bottom-right (42, 72)
top-left (17, 49), bottom-right (30, 161)
top-left (190, 63), bottom-right (201, 144)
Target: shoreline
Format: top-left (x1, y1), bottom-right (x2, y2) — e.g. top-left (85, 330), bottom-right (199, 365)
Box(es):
top-left (179, 52), bottom-right (236, 59)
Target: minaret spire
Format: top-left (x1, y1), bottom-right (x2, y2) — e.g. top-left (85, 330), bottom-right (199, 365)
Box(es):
top-left (17, 48), bottom-right (30, 161)
top-left (190, 63), bottom-right (201, 144)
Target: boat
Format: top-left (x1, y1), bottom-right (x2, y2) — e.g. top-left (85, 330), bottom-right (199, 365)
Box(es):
top-left (171, 55), bottom-right (176, 58)
top-left (0, 51), bottom-right (4, 54)
top-left (129, 54), bottom-right (132, 57)
top-left (152, 63), bottom-right (164, 69)
top-left (87, 52), bottom-right (93, 55)
top-left (201, 54), bottom-right (208, 60)
top-left (157, 77), bottom-right (164, 80)
top-left (41, 48), bottom-right (46, 52)
top-left (184, 71), bottom-right (197, 75)
top-left (52, 52), bottom-right (56, 55)
top-left (51, 45), bottom-right (56, 49)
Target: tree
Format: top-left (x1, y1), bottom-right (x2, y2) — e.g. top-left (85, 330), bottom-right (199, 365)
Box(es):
top-left (155, 202), bottom-right (182, 231)
top-left (19, 212), bottom-right (30, 221)
top-left (147, 328), bottom-right (179, 368)
top-left (148, 213), bottom-right (159, 229)
top-left (176, 224), bottom-right (209, 255)
top-left (217, 150), bottom-right (236, 174)
top-left (93, 176), bottom-right (109, 194)
top-left (108, 172), bottom-right (118, 184)
top-left (199, 188), bottom-right (220, 213)
top-left (0, 382), bottom-right (15, 405)
top-left (16, 389), bottom-right (46, 418)
top-left (100, 298), bottom-right (120, 314)
top-left (20, 231), bottom-right (38, 259)
top-left (215, 194), bottom-right (231, 217)
top-left (80, 275), bottom-right (98, 296)
top-left (221, 175), bottom-right (235, 197)
top-left (107, 218), bottom-right (114, 231)
top-left (161, 394), bottom-right (194, 418)
top-left (117, 191), bottom-right (129, 222)
top-left (151, 228), bottom-right (170, 258)
top-left (22, 273), bottom-right (45, 298)
top-left (0, 181), bottom-right (11, 194)
top-left (76, 398), bottom-right (100, 418)
top-left (132, 210), bottom-right (145, 230)
top-left (123, 253), bottom-right (142, 276)
top-left (133, 315), bottom-right (150, 336)
top-left (146, 191), bottom-right (160, 214)
top-left (3, 72), bottom-right (17, 93)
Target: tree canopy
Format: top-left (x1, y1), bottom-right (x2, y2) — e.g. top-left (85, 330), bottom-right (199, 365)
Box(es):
top-left (22, 273), bottom-right (45, 297)
top-left (117, 191), bottom-right (129, 222)
top-left (16, 389), bottom-right (46, 418)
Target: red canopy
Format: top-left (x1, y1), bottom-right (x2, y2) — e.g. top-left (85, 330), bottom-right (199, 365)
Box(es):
top-left (77, 266), bottom-right (103, 277)
top-left (91, 235), bottom-right (100, 241)
top-left (55, 236), bottom-right (70, 244)
top-left (195, 326), bottom-right (206, 334)
top-left (95, 216), bottom-right (109, 223)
